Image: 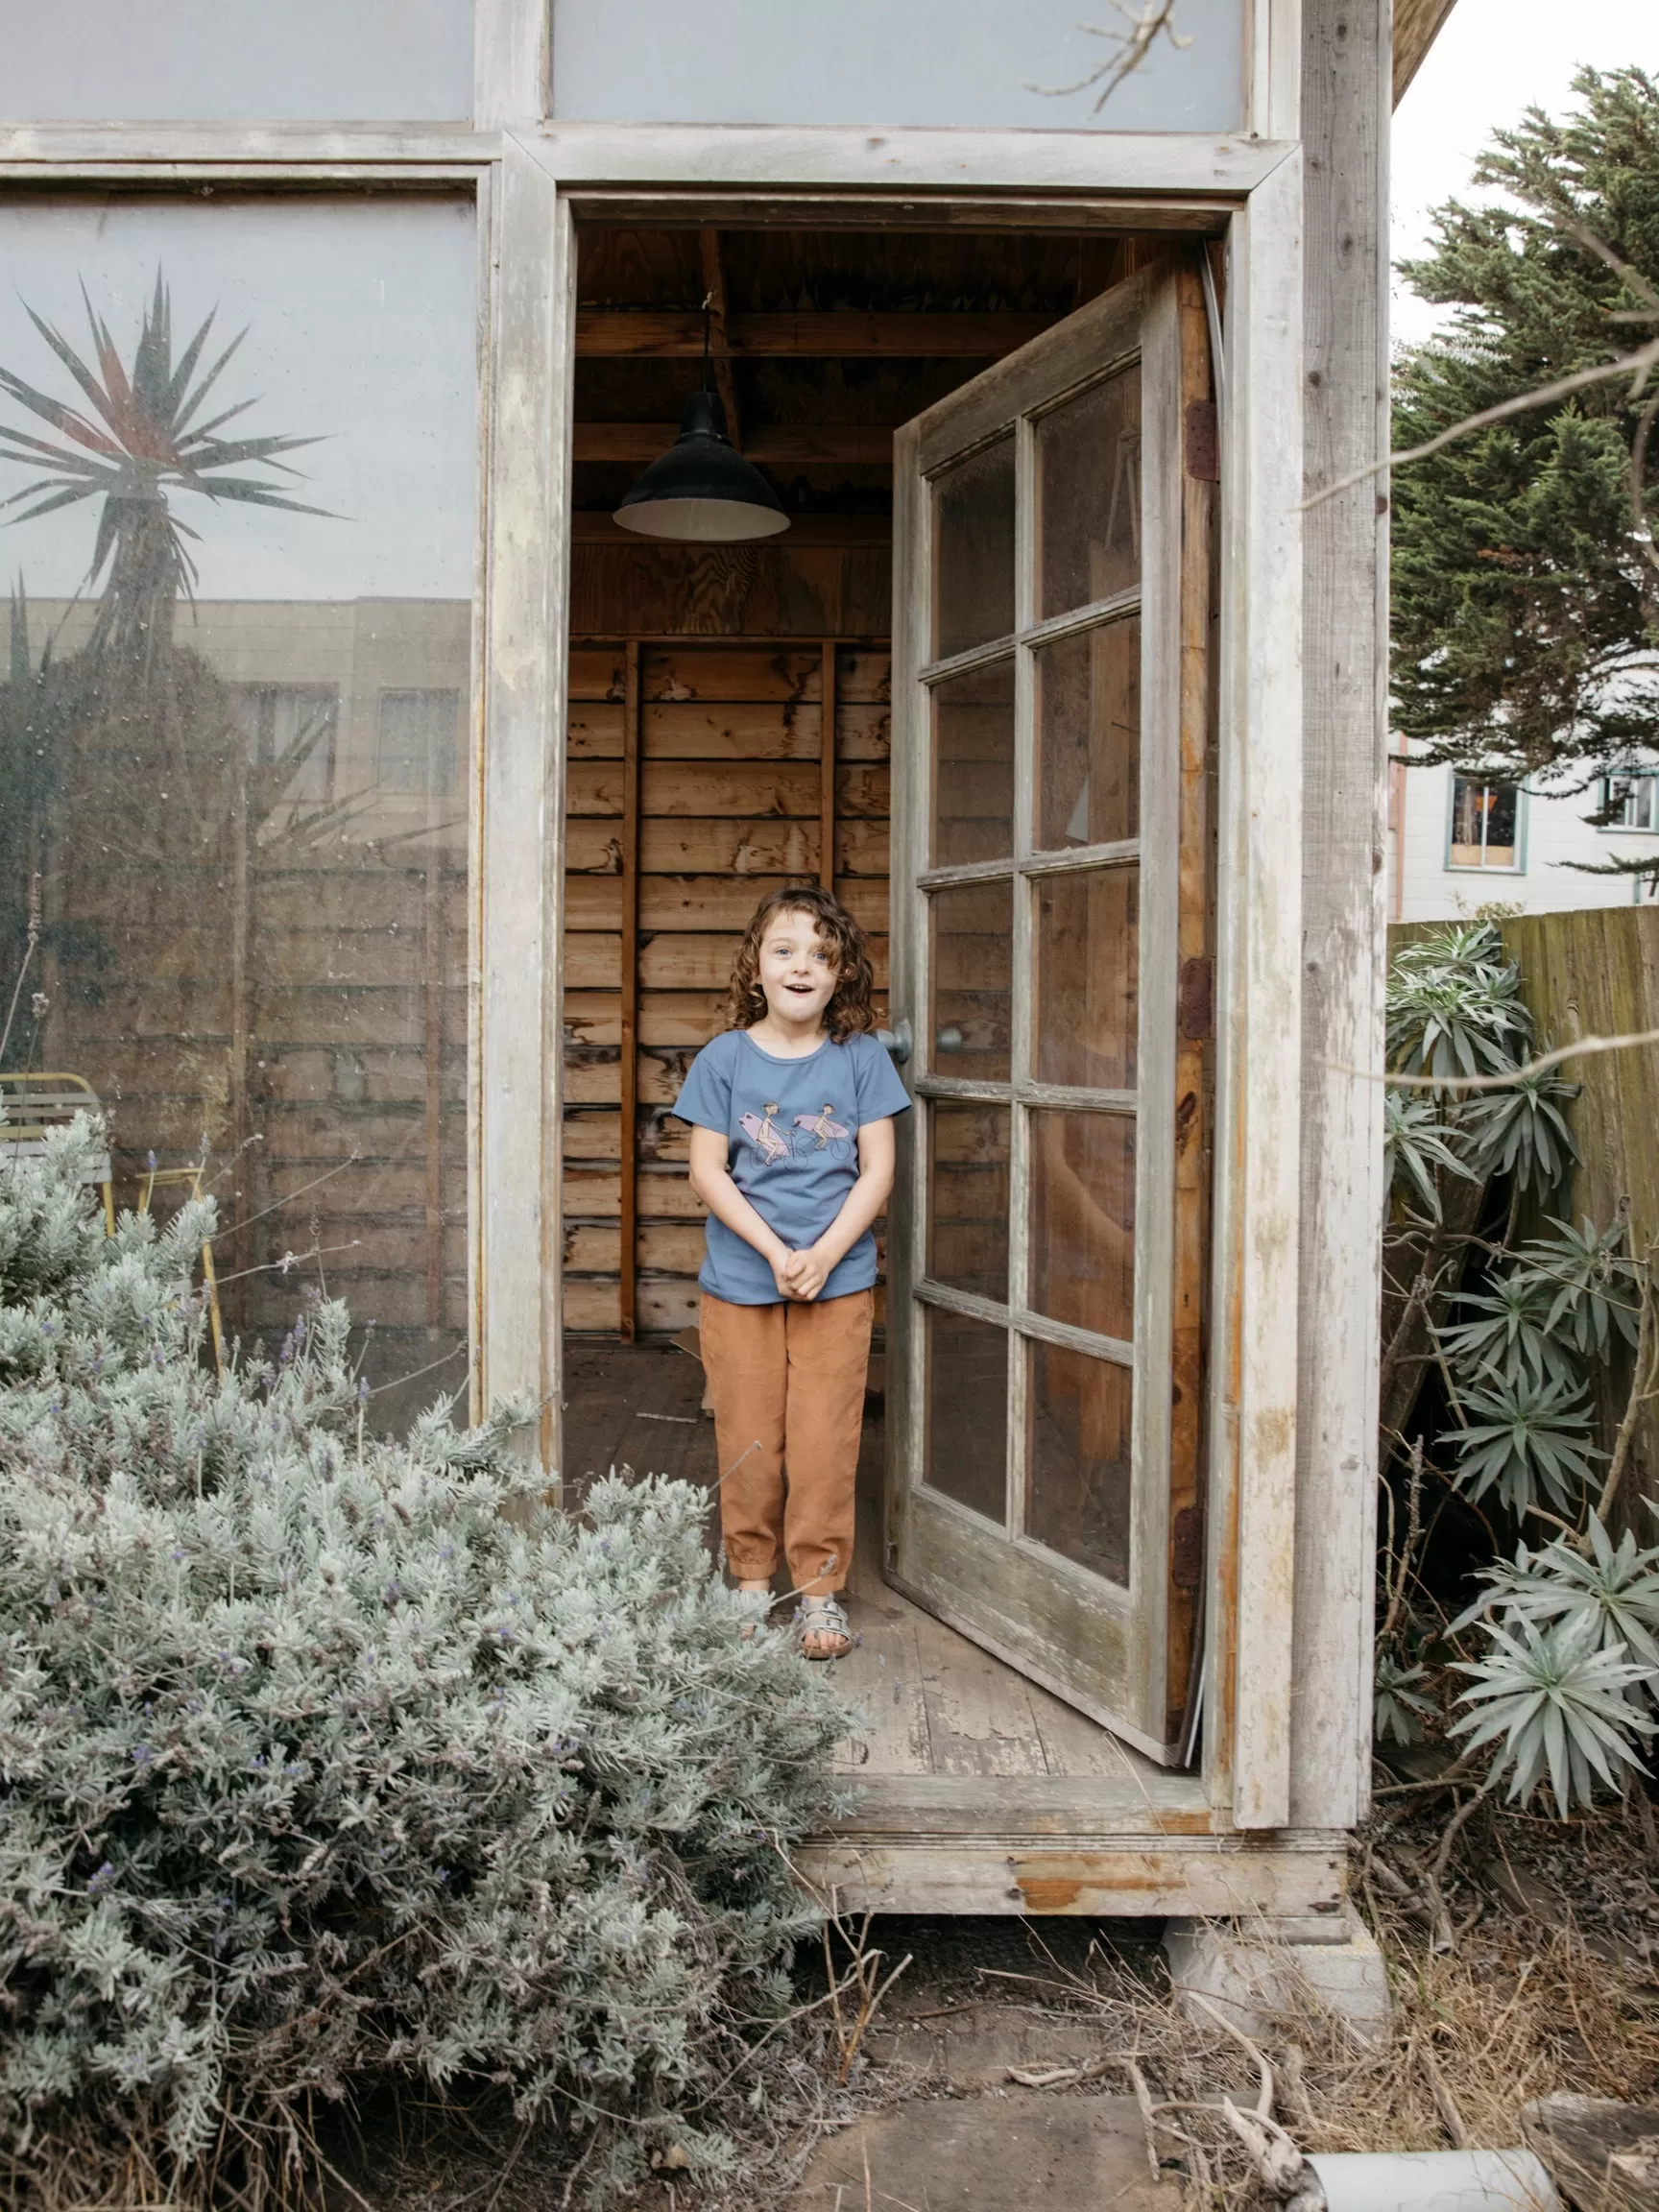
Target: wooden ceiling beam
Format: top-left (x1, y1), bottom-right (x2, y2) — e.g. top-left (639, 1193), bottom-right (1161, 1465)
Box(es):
top-left (575, 421), bottom-right (894, 466)
top-left (574, 308), bottom-right (1057, 357)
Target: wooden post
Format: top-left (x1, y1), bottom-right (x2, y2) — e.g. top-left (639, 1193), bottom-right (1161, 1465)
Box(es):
top-left (423, 831), bottom-right (445, 1332)
top-left (1288, 0), bottom-right (1390, 1832)
top-left (618, 639), bottom-right (642, 1341)
top-left (819, 640), bottom-right (837, 891)
top-left (476, 156), bottom-right (573, 1478)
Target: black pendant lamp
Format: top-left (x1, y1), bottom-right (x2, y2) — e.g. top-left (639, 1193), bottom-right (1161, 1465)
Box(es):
top-left (613, 301), bottom-right (790, 542)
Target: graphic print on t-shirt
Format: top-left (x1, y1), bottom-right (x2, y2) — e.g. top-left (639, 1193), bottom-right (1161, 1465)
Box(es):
top-left (794, 1103), bottom-right (853, 1158)
top-left (737, 1101), bottom-right (791, 1166)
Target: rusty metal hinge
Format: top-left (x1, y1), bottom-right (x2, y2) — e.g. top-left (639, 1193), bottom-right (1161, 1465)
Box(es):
top-left (1171, 1506), bottom-right (1205, 1590)
top-left (1178, 955), bottom-right (1214, 1042)
top-left (1184, 398), bottom-right (1219, 481)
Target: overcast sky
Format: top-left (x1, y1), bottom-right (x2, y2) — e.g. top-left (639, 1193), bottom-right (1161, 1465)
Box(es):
top-left (1391, 0), bottom-right (1656, 347)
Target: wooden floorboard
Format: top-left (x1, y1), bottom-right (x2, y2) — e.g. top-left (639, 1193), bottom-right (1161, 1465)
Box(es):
top-left (561, 1340), bottom-right (1171, 1794)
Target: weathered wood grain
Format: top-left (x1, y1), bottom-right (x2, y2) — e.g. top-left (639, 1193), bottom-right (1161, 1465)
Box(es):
top-left (1287, 0), bottom-right (1389, 1834)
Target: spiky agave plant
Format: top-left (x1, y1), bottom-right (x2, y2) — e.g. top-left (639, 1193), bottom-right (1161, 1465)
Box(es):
top-left (0, 273), bottom-right (327, 661)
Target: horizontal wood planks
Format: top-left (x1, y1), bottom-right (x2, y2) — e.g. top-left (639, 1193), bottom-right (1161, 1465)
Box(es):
top-left (568, 541), bottom-right (892, 638)
top-left (562, 639), bottom-right (893, 1335)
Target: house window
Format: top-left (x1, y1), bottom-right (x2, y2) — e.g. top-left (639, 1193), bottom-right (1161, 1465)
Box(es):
top-left (377, 687), bottom-right (461, 794)
top-left (1449, 776), bottom-right (1521, 870)
top-left (1602, 769), bottom-right (1659, 832)
top-left (235, 685), bottom-right (338, 804)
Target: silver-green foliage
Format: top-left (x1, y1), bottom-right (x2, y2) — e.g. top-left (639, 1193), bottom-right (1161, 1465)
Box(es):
top-left (1459, 1068), bottom-right (1578, 1190)
top-left (1373, 1653), bottom-right (1436, 1746)
top-left (1443, 1373), bottom-right (1602, 1516)
top-left (0, 1120), bottom-right (850, 2198)
top-left (1520, 1215), bottom-right (1643, 1362)
top-left (1454, 1518), bottom-right (1659, 1695)
top-left (1385, 922), bottom-right (1531, 1091)
top-left (1450, 1613), bottom-right (1652, 1813)
top-left (1379, 923), bottom-right (1659, 1816)
top-left (1384, 1089), bottom-right (1476, 1220)
top-left (1439, 1269), bottom-right (1577, 1393)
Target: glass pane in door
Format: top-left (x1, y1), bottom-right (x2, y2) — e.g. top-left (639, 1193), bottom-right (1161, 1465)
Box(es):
top-left (927, 1103), bottom-right (1011, 1301)
top-left (925, 1309), bottom-right (1008, 1523)
top-left (928, 879), bottom-right (1013, 1080)
top-left (1029, 1110), bottom-right (1135, 1341)
top-left (1028, 1341), bottom-right (1133, 1584)
top-left (1035, 616), bottom-right (1140, 851)
top-left (932, 436), bottom-right (1015, 658)
top-left (1034, 867), bottom-right (1139, 1090)
top-left (1036, 366), bottom-right (1142, 618)
top-left (930, 657), bottom-right (1015, 866)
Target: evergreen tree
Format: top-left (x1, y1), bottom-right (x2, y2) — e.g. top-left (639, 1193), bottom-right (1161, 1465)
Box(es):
top-left (0, 1118), bottom-right (850, 2206)
top-left (1391, 65), bottom-right (1659, 869)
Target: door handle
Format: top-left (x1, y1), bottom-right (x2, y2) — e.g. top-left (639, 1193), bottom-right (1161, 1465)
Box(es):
top-left (877, 1017), bottom-right (912, 1065)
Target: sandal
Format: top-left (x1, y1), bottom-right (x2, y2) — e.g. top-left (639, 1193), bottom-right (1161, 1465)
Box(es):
top-left (796, 1595), bottom-right (852, 1662)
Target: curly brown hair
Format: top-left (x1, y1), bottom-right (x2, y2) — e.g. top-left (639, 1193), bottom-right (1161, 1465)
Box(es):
top-left (724, 884), bottom-right (877, 1044)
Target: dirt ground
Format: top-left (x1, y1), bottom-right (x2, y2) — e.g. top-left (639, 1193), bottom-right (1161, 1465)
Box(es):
top-left (325, 1794), bottom-right (1659, 2212)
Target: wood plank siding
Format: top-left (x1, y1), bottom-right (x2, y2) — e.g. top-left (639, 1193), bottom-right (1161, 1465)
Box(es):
top-left (561, 638), bottom-right (893, 1337)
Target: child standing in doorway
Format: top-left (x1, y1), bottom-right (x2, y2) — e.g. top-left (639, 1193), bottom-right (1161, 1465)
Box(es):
top-left (673, 885), bottom-right (910, 1658)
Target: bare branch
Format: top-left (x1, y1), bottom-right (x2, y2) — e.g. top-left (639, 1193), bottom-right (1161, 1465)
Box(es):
top-left (1303, 334), bottom-right (1659, 511)
top-left (1026, 2), bottom-right (1192, 114)
top-left (1334, 1026), bottom-right (1659, 1094)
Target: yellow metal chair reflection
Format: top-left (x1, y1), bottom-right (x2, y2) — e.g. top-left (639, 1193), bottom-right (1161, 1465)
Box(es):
top-left (0, 1070), bottom-right (116, 1231)
top-left (138, 1161), bottom-right (228, 1376)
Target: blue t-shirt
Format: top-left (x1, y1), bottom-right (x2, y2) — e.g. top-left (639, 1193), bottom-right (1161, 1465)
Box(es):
top-left (672, 1027), bottom-right (912, 1305)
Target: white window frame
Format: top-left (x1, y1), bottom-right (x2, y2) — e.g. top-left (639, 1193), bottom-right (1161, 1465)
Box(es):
top-left (1445, 771), bottom-right (1527, 875)
top-left (1600, 767), bottom-right (1659, 835)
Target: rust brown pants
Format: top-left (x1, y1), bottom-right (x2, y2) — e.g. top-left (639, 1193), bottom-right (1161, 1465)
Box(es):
top-left (699, 1287), bottom-right (874, 1595)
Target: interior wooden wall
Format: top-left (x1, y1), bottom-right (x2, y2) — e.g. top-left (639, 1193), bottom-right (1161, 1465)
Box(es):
top-left (562, 611), bottom-right (892, 1338)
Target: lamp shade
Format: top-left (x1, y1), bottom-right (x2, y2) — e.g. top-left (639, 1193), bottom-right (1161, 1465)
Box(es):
top-left (613, 389), bottom-right (790, 541)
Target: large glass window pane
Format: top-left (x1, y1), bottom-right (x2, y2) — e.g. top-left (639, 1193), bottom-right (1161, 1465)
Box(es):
top-left (1028, 1342), bottom-right (1132, 1586)
top-left (8, 1), bottom-right (473, 121)
top-left (1037, 367), bottom-right (1142, 620)
top-left (1028, 1110), bottom-right (1135, 1341)
top-left (924, 1308), bottom-right (1008, 1524)
top-left (929, 880), bottom-right (1012, 1081)
top-left (550, 0), bottom-right (1247, 132)
top-left (0, 199), bottom-right (476, 1430)
top-left (1035, 617), bottom-right (1140, 852)
top-left (1034, 868), bottom-right (1139, 1091)
top-left (932, 438), bottom-right (1015, 660)
top-left (931, 658), bottom-right (1014, 867)
top-left (926, 1103), bottom-right (1010, 1302)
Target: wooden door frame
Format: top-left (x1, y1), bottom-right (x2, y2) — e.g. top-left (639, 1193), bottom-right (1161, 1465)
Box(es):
top-left (540, 164), bottom-right (1306, 1821)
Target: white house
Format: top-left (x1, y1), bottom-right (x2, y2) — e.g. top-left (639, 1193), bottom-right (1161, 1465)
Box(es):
top-left (1389, 747), bottom-right (1659, 920)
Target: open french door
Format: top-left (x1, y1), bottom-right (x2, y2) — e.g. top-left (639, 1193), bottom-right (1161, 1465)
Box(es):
top-left (883, 256), bottom-right (1215, 1764)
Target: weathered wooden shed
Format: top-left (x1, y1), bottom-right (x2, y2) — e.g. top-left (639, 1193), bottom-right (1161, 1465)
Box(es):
top-left (1, 0), bottom-right (1455, 1928)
